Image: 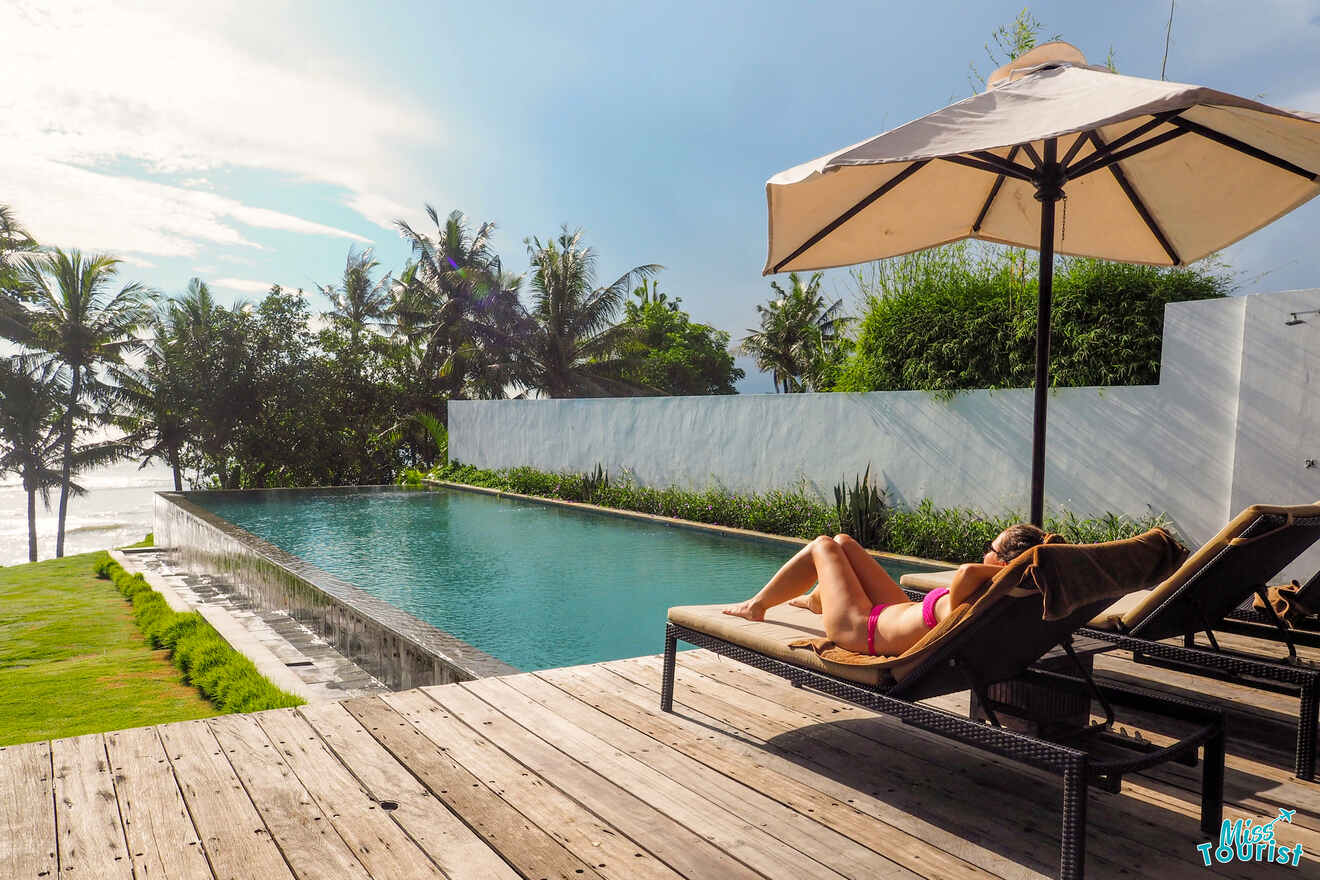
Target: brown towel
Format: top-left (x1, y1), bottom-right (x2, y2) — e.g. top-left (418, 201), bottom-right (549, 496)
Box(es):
top-left (1031, 528), bottom-right (1189, 621)
top-left (1252, 581), bottom-right (1319, 626)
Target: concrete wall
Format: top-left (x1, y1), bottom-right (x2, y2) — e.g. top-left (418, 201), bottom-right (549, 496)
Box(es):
top-left (451, 290), bottom-right (1320, 579)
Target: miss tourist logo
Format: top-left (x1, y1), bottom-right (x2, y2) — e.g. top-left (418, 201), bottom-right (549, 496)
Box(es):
top-left (1196, 809), bottom-right (1304, 867)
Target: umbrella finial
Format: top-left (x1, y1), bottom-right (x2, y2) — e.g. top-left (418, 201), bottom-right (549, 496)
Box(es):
top-left (987, 41), bottom-right (1089, 88)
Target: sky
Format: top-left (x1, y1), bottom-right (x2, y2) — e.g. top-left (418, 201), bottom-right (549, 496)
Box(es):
top-left (4, 0), bottom-right (1320, 393)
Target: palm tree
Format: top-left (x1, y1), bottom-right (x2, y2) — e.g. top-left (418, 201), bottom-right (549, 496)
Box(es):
top-left (519, 227), bottom-right (661, 398)
top-left (394, 206), bottom-right (526, 400)
top-left (0, 204), bottom-right (39, 345)
top-left (321, 246), bottom-right (391, 363)
top-left (18, 249), bottom-right (151, 556)
top-left (107, 313), bottom-right (192, 490)
top-left (741, 272), bottom-right (849, 392)
top-left (0, 359), bottom-right (122, 561)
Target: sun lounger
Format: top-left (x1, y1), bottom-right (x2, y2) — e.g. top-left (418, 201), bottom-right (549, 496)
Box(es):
top-left (901, 503), bottom-right (1320, 780)
top-left (664, 531), bottom-right (1224, 880)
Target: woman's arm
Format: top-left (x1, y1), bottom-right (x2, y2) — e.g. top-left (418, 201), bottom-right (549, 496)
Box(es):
top-left (949, 563), bottom-right (1002, 606)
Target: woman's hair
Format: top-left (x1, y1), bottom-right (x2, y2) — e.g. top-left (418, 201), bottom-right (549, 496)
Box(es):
top-left (996, 523), bottom-right (1047, 562)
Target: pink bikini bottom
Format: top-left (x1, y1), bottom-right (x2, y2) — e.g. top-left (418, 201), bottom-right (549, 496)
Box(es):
top-left (866, 588), bottom-right (950, 656)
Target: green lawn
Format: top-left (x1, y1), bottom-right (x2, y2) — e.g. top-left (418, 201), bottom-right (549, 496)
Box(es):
top-left (0, 552), bottom-right (218, 745)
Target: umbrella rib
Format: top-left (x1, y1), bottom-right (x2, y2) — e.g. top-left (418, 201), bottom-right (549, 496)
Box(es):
top-left (1067, 127), bottom-right (1189, 180)
top-left (1062, 111), bottom-right (1183, 177)
top-left (1059, 131), bottom-right (1095, 169)
top-left (971, 146), bottom-right (1019, 233)
top-left (1018, 142), bottom-right (1043, 170)
top-left (771, 160), bottom-right (929, 273)
top-left (1167, 116), bottom-right (1319, 181)
top-left (1087, 131), bottom-right (1181, 266)
top-left (941, 154), bottom-right (1034, 182)
top-left (965, 151), bottom-right (1037, 179)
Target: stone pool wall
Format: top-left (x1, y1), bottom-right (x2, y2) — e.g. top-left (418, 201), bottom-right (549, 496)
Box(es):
top-left (153, 489), bottom-right (518, 688)
top-left (451, 289), bottom-right (1320, 582)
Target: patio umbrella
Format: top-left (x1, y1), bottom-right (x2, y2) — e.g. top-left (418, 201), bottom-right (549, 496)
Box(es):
top-left (765, 41), bottom-right (1320, 525)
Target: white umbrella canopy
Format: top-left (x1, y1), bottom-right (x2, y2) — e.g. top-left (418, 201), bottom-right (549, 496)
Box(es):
top-left (764, 41), bottom-right (1320, 525)
top-left (767, 42), bottom-right (1320, 274)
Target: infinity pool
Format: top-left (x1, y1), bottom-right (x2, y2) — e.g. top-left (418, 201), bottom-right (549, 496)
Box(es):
top-left (194, 488), bottom-right (943, 671)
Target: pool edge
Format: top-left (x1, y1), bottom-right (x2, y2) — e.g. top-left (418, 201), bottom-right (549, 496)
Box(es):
top-left (153, 490), bottom-right (520, 688)
top-left (428, 480), bottom-right (957, 571)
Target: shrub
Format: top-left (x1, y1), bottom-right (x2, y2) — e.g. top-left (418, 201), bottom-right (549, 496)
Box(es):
top-left (836, 244), bottom-right (1232, 393)
top-left (432, 462), bottom-right (1176, 560)
top-left (94, 554), bottom-right (303, 713)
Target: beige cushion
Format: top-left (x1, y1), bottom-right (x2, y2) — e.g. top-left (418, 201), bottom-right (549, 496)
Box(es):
top-left (667, 603), bottom-right (891, 687)
top-left (899, 570), bottom-right (955, 592)
top-left (1116, 502), bottom-right (1320, 630)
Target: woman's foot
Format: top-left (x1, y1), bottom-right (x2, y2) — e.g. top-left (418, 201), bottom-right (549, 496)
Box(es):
top-left (722, 598), bottom-right (765, 621)
top-left (787, 591), bottom-right (823, 613)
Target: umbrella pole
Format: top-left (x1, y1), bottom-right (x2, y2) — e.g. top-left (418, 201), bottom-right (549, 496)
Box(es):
top-left (1031, 139), bottom-right (1063, 527)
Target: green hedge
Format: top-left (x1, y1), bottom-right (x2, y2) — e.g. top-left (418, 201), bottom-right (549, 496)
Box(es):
top-left (94, 554), bottom-right (303, 713)
top-left (426, 462), bottom-right (1173, 562)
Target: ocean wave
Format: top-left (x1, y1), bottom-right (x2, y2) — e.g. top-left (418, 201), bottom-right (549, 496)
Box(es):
top-left (66, 522), bottom-right (127, 535)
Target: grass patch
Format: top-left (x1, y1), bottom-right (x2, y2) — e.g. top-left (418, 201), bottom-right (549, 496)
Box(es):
top-left (93, 554), bottom-right (303, 716)
top-left (0, 552), bottom-right (218, 745)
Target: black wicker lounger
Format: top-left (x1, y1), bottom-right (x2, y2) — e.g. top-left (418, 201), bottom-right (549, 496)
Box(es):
top-left (1078, 503), bottom-right (1320, 780)
top-left (663, 538), bottom-right (1224, 880)
top-left (901, 503), bottom-right (1320, 780)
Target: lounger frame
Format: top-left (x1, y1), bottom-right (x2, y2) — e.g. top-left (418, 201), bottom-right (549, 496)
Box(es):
top-left (1080, 512), bottom-right (1320, 780)
top-left (662, 618), bottom-right (1224, 880)
top-left (1082, 626), bottom-right (1320, 779)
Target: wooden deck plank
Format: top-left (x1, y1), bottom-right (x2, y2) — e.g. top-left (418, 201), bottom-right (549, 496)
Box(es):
top-left (104, 726), bottom-right (213, 880)
top-left (539, 664), bottom-right (1001, 880)
top-left (51, 733), bottom-right (133, 879)
top-left (664, 651), bottom-right (1255, 879)
top-left (638, 652), bottom-right (1254, 880)
top-left (207, 713), bottom-right (374, 880)
top-left (420, 682), bottom-right (768, 880)
top-left (157, 719), bottom-right (296, 880)
top-left (455, 676), bottom-right (866, 880)
top-left (0, 740), bottom-right (57, 879)
top-left (689, 650), bottom-right (1319, 873)
top-left (680, 649), bottom-right (1320, 844)
top-left (340, 695), bottom-right (603, 880)
top-left (379, 688), bottom-right (687, 880)
top-left (250, 706), bottom-right (457, 880)
top-left (292, 701), bottom-right (519, 880)
top-left (573, 661), bottom-right (1050, 880)
top-left (498, 671), bottom-right (925, 880)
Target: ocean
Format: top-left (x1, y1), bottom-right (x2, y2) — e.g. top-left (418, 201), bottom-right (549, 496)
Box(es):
top-left (0, 458), bottom-right (174, 566)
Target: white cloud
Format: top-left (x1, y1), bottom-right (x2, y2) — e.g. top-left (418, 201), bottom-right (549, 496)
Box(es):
top-left (0, 0), bottom-right (444, 256)
top-left (212, 277), bottom-right (279, 294)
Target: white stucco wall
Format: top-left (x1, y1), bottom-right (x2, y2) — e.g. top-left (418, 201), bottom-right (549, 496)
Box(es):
top-left (451, 289), bottom-right (1320, 579)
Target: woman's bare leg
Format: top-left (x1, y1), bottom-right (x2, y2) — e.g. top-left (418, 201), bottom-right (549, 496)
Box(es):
top-left (723, 537), bottom-right (829, 620)
top-left (790, 534), bottom-right (907, 612)
top-left (809, 538), bottom-right (874, 652)
top-left (832, 534), bottom-right (908, 606)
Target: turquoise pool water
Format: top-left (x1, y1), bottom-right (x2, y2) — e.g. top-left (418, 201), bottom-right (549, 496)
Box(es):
top-left (194, 488), bottom-right (944, 671)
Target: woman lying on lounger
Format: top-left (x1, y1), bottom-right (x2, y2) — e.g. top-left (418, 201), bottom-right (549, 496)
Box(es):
top-left (723, 524), bottom-right (1046, 656)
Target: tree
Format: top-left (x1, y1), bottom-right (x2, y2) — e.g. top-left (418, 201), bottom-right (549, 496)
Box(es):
top-left (0, 359), bottom-right (122, 561)
top-left (0, 204), bottom-right (39, 345)
top-left (395, 207), bottom-right (526, 402)
top-left (18, 250), bottom-right (151, 555)
top-left (518, 227), bottom-right (661, 398)
top-left (107, 312), bottom-right (193, 490)
top-left (740, 272), bottom-right (849, 392)
top-left (321, 246), bottom-right (391, 373)
top-left (614, 287), bottom-right (744, 395)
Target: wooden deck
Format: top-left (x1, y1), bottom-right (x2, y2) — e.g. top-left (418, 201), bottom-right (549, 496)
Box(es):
top-left (2, 648), bottom-right (1317, 880)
